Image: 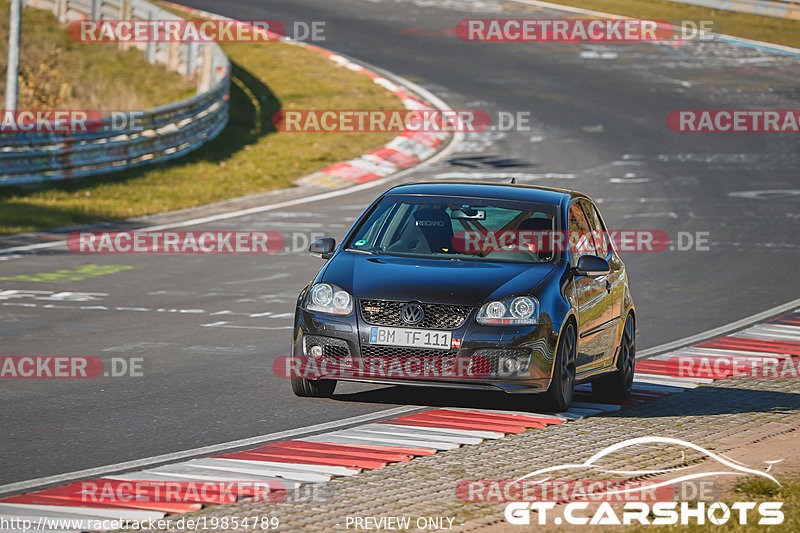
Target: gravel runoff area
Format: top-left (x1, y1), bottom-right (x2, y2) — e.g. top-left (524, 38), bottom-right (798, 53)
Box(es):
top-left (118, 376), bottom-right (800, 532)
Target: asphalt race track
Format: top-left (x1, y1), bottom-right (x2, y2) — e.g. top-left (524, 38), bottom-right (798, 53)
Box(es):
top-left (1, 0), bottom-right (799, 487)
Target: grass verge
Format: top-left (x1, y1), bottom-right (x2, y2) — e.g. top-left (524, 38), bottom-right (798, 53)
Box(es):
top-left (629, 476), bottom-right (799, 532)
top-left (0, 0), bottom-right (194, 110)
top-left (515, 0), bottom-right (800, 49)
top-left (0, 7), bottom-right (400, 235)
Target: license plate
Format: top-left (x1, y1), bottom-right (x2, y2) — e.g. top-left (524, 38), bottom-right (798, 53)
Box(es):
top-left (369, 326), bottom-right (452, 350)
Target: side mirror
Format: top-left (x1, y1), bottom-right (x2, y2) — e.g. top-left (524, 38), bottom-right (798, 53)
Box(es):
top-left (309, 237), bottom-right (336, 259)
top-left (573, 255), bottom-right (610, 276)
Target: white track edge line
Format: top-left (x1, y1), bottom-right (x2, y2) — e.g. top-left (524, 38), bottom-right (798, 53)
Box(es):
top-left (637, 297), bottom-right (800, 359)
top-left (0, 405), bottom-right (424, 497)
top-left (512, 0), bottom-right (800, 56)
top-left (4, 295), bottom-right (796, 495)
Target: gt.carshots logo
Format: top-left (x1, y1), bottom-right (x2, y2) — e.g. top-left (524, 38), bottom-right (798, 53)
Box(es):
top-left (273, 110), bottom-right (491, 133)
top-left (500, 437), bottom-right (784, 527)
top-left (505, 500), bottom-right (783, 526)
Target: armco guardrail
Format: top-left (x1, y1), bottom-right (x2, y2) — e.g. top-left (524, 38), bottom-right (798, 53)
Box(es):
top-left (0, 0), bottom-right (231, 185)
top-left (664, 0), bottom-right (800, 19)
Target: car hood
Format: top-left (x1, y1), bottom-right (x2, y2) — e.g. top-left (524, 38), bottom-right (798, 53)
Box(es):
top-left (320, 251), bottom-right (556, 305)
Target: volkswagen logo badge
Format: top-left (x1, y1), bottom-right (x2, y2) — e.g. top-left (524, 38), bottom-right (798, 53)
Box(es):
top-left (401, 303), bottom-right (425, 325)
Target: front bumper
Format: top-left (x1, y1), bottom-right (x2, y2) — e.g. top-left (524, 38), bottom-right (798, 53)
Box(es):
top-left (291, 306), bottom-right (559, 394)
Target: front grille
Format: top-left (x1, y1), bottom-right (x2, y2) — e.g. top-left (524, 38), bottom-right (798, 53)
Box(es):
top-left (359, 300), bottom-right (472, 330)
top-left (356, 346), bottom-right (532, 377)
top-left (359, 346), bottom-right (490, 378)
top-left (361, 345), bottom-right (458, 358)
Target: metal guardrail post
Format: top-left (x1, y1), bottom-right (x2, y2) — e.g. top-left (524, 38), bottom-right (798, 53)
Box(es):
top-left (186, 41), bottom-right (198, 78)
top-left (120, 0), bottom-right (131, 51)
top-left (167, 41), bottom-right (180, 72)
top-left (56, 0), bottom-right (67, 23)
top-left (145, 11), bottom-right (156, 64)
top-left (90, 0), bottom-right (100, 20)
top-left (4, 0), bottom-right (22, 112)
top-left (198, 44), bottom-right (213, 93)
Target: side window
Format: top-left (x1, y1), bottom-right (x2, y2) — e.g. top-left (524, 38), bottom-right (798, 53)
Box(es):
top-left (580, 199), bottom-right (609, 258)
top-left (383, 203), bottom-right (416, 247)
top-left (567, 202), bottom-right (597, 264)
top-left (360, 204), bottom-right (394, 247)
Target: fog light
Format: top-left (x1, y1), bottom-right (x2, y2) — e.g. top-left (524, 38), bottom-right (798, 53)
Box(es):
top-left (474, 348), bottom-right (532, 377)
top-left (308, 345), bottom-right (324, 359)
top-left (503, 357), bottom-right (522, 374)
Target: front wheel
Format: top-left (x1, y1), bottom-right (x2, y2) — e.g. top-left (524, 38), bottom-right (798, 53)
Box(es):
top-left (592, 314), bottom-right (635, 400)
top-left (291, 376), bottom-right (336, 398)
top-left (544, 322), bottom-right (576, 411)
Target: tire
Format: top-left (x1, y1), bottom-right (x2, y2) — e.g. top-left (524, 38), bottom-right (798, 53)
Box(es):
top-left (291, 376), bottom-right (336, 398)
top-left (544, 322), bottom-right (576, 411)
top-left (592, 314), bottom-right (635, 400)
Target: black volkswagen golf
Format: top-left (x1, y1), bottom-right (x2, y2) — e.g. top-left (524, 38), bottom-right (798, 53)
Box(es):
top-left (290, 182), bottom-right (635, 410)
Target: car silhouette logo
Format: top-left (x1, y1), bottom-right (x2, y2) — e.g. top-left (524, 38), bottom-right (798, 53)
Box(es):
top-left (514, 436), bottom-right (782, 500)
top-left (401, 303), bottom-right (425, 325)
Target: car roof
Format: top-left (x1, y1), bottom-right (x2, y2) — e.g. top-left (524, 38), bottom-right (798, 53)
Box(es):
top-left (384, 181), bottom-right (590, 205)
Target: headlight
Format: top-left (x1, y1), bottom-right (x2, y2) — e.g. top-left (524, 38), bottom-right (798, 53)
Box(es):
top-left (477, 296), bottom-right (538, 325)
top-left (306, 283), bottom-right (353, 316)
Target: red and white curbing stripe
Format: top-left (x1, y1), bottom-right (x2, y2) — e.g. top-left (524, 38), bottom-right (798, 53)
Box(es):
top-left (160, 2), bottom-right (450, 188)
top-left (3, 311), bottom-right (799, 530)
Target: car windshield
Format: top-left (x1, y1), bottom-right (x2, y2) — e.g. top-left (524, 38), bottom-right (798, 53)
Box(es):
top-left (346, 194), bottom-right (559, 263)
